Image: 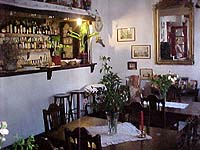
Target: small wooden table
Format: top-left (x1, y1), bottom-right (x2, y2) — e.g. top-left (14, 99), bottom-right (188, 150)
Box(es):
top-left (47, 116), bottom-right (179, 150)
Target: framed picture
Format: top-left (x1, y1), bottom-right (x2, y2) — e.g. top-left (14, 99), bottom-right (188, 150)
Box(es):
top-left (117, 27), bottom-right (135, 42)
top-left (127, 61), bottom-right (137, 70)
top-left (140, 68), bottom-right (153, 80)
top-left (131, 45), bottom-right (151, 59)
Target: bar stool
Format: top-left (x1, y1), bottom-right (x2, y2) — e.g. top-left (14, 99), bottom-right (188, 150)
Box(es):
top-left (53, 92), bottom-right (73, 123)
top-left (70, 89), bottom-right (86, 119)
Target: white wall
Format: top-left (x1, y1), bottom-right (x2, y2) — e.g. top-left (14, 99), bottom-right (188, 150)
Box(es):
top-left (1, 0), bottom-right (200, 147)
top-left (108, 0), bottom-right (200, 84)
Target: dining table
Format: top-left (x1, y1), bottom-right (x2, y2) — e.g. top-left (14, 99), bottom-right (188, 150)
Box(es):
top-left (165, 101), bottom-right (200, 121)
top-left (47, 116), bottom-right (180, 150)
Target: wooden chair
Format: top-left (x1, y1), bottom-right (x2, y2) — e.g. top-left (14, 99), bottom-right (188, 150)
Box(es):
top-left (141, 95), bottom-right (166, 128)
top-left (65, 127), bottom-right (102, 150)
top-left (122, 102), bottom-right (145, 128)
top-left (36, 137), bottom-right (64, 150)
top-left (43, 103), bottom-right (65, 132)
top-left (176, 116), bottom-right (198, 150)
top-left (166, 85), bottom-right (181, 102)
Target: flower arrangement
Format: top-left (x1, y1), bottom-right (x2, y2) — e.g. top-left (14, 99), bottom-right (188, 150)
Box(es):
top-left (151, 74), bottom-right (178, 99)
top-left (92, 56), bottom-right (129, 113)
top-left (0, 121), bottom-right (9, 149)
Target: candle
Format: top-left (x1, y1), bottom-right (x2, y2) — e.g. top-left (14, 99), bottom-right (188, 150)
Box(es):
top-left (140, 111), bottom-right (144, 131)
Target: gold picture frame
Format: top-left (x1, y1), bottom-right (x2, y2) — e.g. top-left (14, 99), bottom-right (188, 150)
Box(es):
top-left (117, 27), bottom-right (135, 42)
top-left (140, 68), bottom-right (153, 80)
top-left (131, 45), bottom-right (151, 59)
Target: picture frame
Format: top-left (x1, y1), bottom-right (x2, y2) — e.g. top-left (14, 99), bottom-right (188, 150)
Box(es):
top-left (140, 68), bottom-right (153, 80)
top-left (127, 61), bottom-right (137, 70)
top-left (131, 45), bottom-right (151, 59)
top-left (117, 27), bottom-right (135, 42)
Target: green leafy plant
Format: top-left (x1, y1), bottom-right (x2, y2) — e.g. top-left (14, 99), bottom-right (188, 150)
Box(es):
top-left (96, 56), bottom-right (129, 113)
top-left (67, 22), bottom-right (98, 53)
top-left (12, 135), bottom-right (38, 150)
top-left (151, 74), bottom-right (178, 98)
top-left (1, 41), bottom-right (18, 64)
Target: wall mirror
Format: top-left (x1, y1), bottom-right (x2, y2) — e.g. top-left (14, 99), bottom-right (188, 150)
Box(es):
top-left (154, 0), bottom-right (194, 65)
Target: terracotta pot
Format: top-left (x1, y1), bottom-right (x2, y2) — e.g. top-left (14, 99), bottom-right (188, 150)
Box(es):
top-left (52, 56), bottom-right (61, 65)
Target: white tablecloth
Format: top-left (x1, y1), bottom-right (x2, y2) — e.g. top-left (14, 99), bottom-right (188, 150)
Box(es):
top-left (144, 101), bottom-right (189, 109)
top-left (86, 122), bottom-right (152, 147)
top-left (165, 102), bottom-right (189, 109)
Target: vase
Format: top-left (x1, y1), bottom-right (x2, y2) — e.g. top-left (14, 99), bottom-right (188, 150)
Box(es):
top-left (106, 112), bottom-right (119, 135)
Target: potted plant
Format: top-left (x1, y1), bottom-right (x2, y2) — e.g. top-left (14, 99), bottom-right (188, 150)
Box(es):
top-left (96, 56), bottom-right (129, 135)
top-left (67, 22), bottom-right (98, 64)
top-left (151, 74), bottom-right (178, 99)
top-left (1, 41), bottom-right (18, 71)
top-left (12, 135), bottom-right (38, 150)
top-left (51, 35), bottom-right (63, 65)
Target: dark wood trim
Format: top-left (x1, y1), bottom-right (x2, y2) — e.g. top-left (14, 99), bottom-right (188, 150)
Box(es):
top-left (0, 63), bottom-right (97, 80)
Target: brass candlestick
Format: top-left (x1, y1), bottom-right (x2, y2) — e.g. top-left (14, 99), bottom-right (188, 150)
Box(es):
top-left (137, 130), bottom-right (146, 138)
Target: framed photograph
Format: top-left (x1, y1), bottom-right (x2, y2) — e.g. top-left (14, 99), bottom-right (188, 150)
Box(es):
top-left (140, 68), bottom-right (153, 80)
top-left (127, 61), bottom-right (137, 70)
top-left (131, 45), bottom-right (151, 59)
top-left (117, 27), bottom-right (135, 42)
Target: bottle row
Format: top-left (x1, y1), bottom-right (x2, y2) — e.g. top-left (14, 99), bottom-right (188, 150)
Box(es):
top-left (1, 19), bottom-right (59, 35)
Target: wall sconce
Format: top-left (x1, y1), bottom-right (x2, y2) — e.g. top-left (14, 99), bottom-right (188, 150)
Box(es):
top-left (77, 18), bottom-right (82, 26)
top-left (196, 0), bottom-right (200, 8)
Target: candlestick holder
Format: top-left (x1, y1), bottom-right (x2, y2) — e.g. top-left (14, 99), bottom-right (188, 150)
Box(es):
top-left (137, 130), bottom-right (146, 138)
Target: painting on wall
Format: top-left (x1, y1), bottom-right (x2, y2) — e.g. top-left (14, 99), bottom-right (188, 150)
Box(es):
top-left (131, 45), bottom-right (151, 59)
top-left (117, 27), bottom-right (135, 42)
top-left (127, 61), bottom-right (137, 70)
top-left (140, 68), bottom-right (153, 80)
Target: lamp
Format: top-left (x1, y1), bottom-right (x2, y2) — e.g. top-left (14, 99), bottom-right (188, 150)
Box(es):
top-left (77, 18), bottom-right (82, 26)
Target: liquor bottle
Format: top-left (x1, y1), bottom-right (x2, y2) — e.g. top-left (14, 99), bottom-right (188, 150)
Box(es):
top-left (10, 21), bottom-right (13, 33)
top-left (28, 20), bottom-right (32, 34)
top-left (21, 20), bottom-right (26, 34)
top-left (12, 20), bottom-right (17, 33)
top-left (19, 20), bottom-right (23, 34)
top-left (6, 22), bottom-right (10, 33)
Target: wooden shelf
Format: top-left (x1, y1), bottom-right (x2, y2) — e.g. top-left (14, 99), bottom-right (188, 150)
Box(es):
top-left (0, 63), bottom-right (97, 80)
top-left (2, 33), bottom-right (49, 38)
top-left (0, 0), bottom-right (94, 20)
top-left (19, 48), bottom-right (49, 53)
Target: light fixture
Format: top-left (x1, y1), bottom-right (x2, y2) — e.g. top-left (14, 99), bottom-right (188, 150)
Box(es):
top-left (64, 17), bottom-right (70, 21)
top-left (77, 18), bottom-right (82, 26)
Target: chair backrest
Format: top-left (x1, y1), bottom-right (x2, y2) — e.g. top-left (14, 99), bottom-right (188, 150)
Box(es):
top-left (147, 95), bottom-right (165, 112)
top-left (36, 137), bottom-right (56, 150)
top-left (65, 127), bottom-right (102, 150)
top-left (141, 94), bottom-right (166, 128)
top-left (166, 85), bottom-right (181, 102)
top-left (43, 103), bottom-right (65, 132)
top-left (123, 102), bottom-right (144, 128)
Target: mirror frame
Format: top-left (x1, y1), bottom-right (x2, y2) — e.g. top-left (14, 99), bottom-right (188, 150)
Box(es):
top-left (154, 1), bottom-right (194, 65)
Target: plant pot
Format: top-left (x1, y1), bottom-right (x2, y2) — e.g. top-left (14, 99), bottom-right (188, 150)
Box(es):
top-left (52, 56), bottom-right (61, 65)
top-left (106, 112), bottom-right (119, 135)
top-left (5, 62), bottom-right (17, 71)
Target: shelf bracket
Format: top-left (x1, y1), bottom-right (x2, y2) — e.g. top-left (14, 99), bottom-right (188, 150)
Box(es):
top-left (47, 69), bottom-right (52, 80)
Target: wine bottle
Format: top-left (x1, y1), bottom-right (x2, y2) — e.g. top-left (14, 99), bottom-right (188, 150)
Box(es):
top-left (22, 20), bottom-right (26, 34)
top-left (13, 20), bottom-right (17, 33)
top-left (10, 21), bottom-right (13, 33)
top-left (19, 20), bottom-right (23, 34)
